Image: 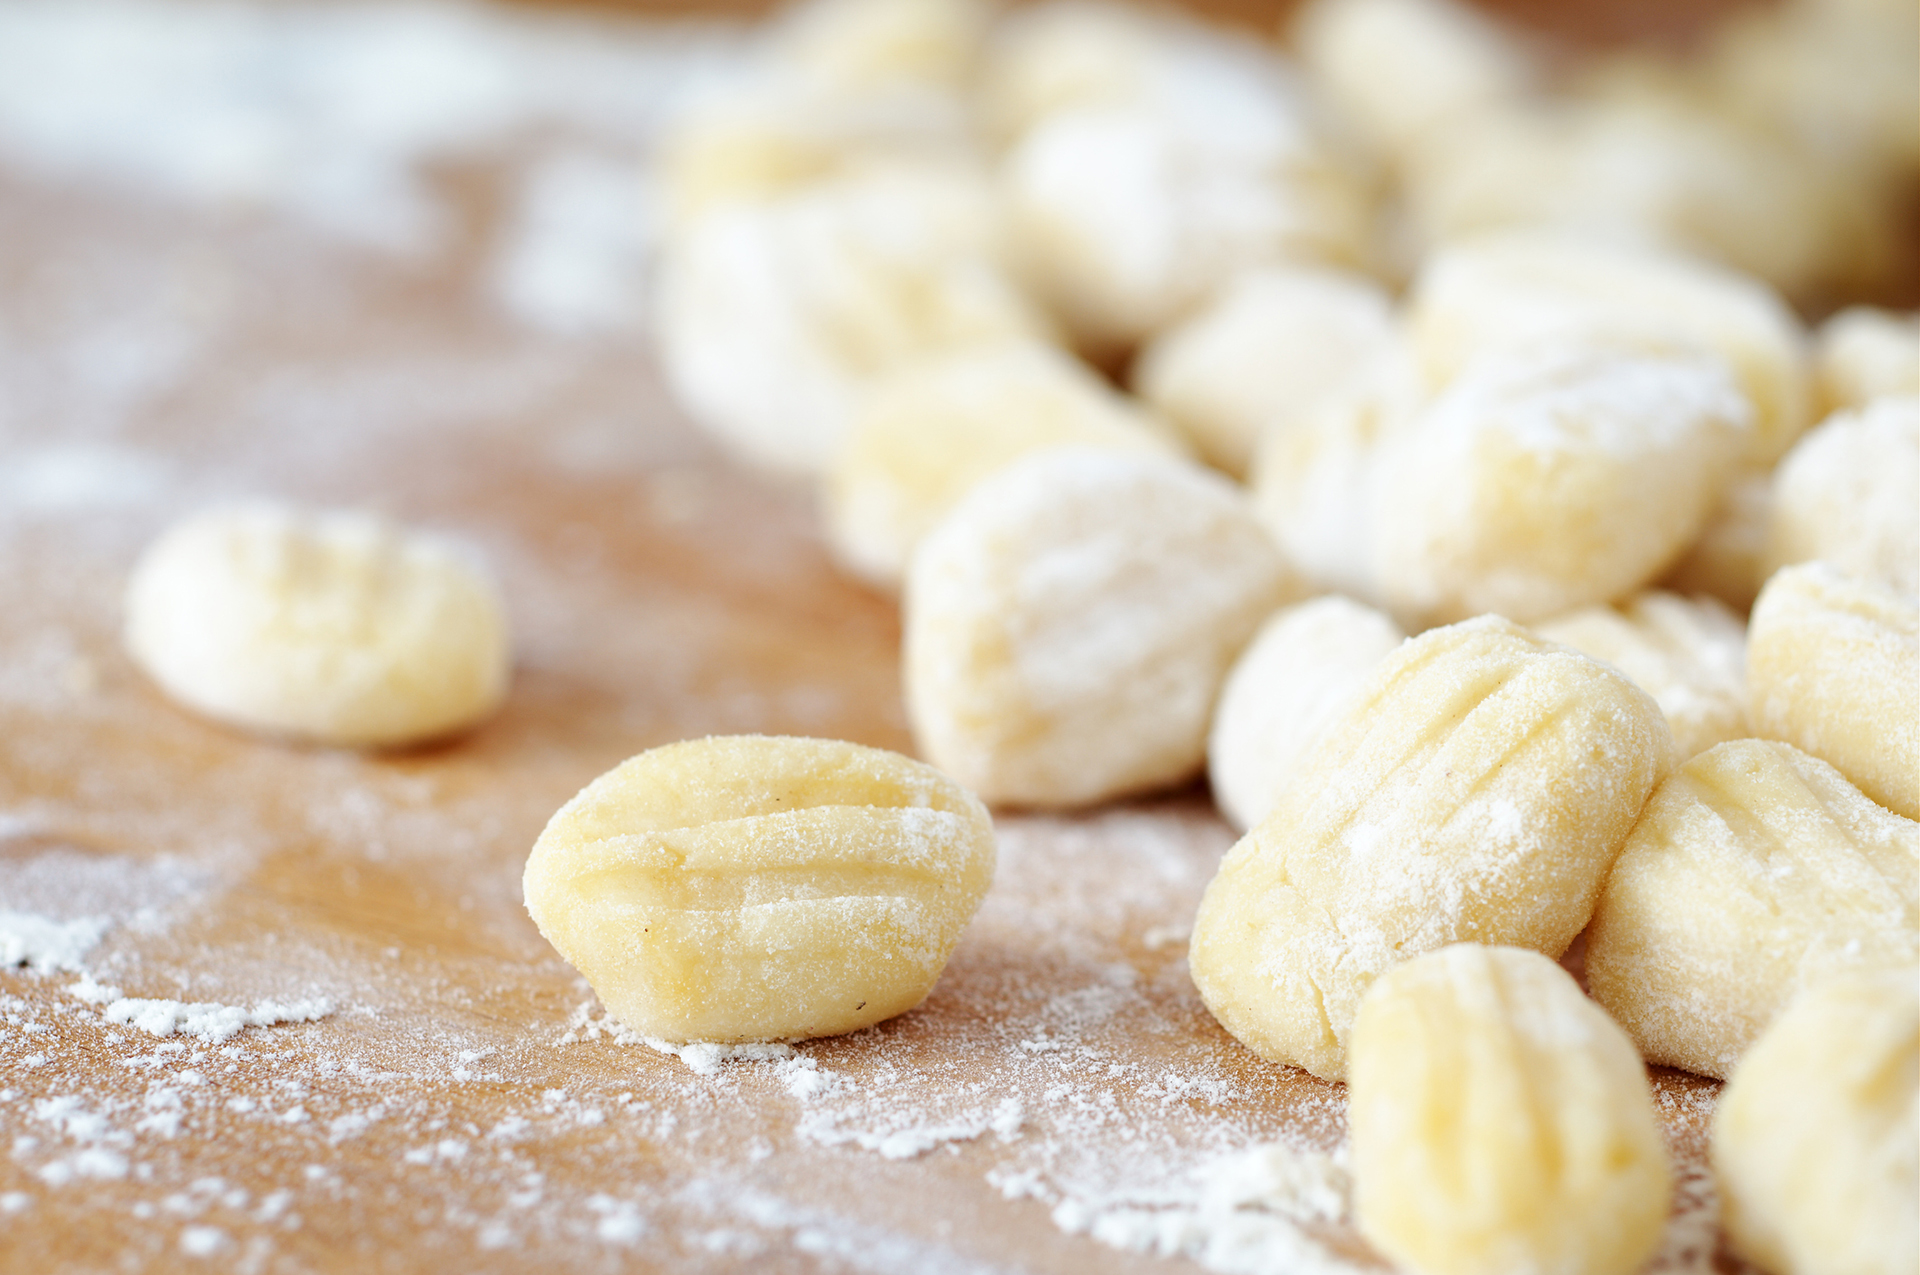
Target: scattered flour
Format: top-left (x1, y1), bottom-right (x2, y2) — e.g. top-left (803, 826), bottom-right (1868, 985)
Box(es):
top-left (644, 1037), bottom-right (802, 1078)
top-left (800, 1097), bottom-right (1026, 1161)
top-left (1023, 1141), bottom-right (1358, 1275)
top-left (0, 911), bottom-right (108, 973)
top-left (96, 996), bottom-right (335, 1045)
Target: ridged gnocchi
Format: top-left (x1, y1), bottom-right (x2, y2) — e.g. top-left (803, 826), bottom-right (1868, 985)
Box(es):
top-left (1350, 944), bottom-right (1670, 1275)
top-left (522, 735), bottom-right (995, 1043)
top-left (1714, 968), bottom-right (1919, 1275)
top-left (1371, 339), bottom-right (1752, 628)
top-left (1190, 615), bottom-right (1669, 1081)
top-left (904, 447), bottom-right (1299, 808)
top-left (1748, 562), bottom-right (1920, 820)
top-left (1586, 739), bottom-right (1919, 1079)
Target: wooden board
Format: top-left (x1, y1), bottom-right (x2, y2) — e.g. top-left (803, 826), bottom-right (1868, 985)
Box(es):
top-left (0, 4), bottom-right (1775, 1271)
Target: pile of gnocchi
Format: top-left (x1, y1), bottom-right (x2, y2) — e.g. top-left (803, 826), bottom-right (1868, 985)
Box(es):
top-left (121, 0), bottom-right (1916, 1271)
top-left (644, 0), bottom-right (1918, 1270)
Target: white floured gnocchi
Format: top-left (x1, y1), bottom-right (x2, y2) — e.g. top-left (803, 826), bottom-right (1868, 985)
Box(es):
top-left (1001, 84), bottom-right (1366, 352)
top-left (123, 504), bottom-right (509, 749)
top-left (1765, 394), bottom-right (1919, 599)
top-left (823, 341), bottom-right (1184, 589)
top-left (655, 164), bottom-right (1051, 476)
top-left (1133, 264), bottom-right (1398, 478)
top-left (1190, 615), bottom-right (1669, 1081)
top-left (904, 447), bottom-right (1301, 808)
top-left (1371, 338), bottom-right (1752, 629)
top-left (1714, 968), bottom-right (1919, 1275)
top-left (977, 0), bottom-right (1193, 144)
top-left (1533, 590), bottom-right (1748, 763)
top-left (1350, 945), bottom-right (1670, 1275)
top-left (1586, 739), bottom-right (1919, 1079)
top-left (522, 735), bottom-right (996, 1043)
top-left (1747, 562), bottom-right (1920, 820)
top-left (1207, 595), bottom-right (1404, 832)
top-left (1407, 231), bottom-right (1813, 464)
top-left (979, 0), bottom-right (1317, 152)
top-left (1400, 87), bottom-right (1853, 302)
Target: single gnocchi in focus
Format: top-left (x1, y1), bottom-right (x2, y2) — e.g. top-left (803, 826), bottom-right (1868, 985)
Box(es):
top-left (1350, 944), bottom-right (1670, 1275)
top-left (123, 504), bottom-right (510, 749)
top-left (1190, 615), bottom-right (1669, 1081)
top-left (522, 736), bottom-right (995, 1043)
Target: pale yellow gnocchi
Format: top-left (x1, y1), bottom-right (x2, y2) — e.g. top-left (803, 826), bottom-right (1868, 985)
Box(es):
top-left (1815, 307), bottom-right (1920, 414)
top-left (1206, 595), bottom-right (1405, 833)
top-left (1370, 338), bottom-right (1752, 628)
top-left (1748, 562), bottom-right (1920, 820)
top-left (1714, 968), bottom-right (1919, 1275)
top-left (1586, 738), bottom-right (1919, 1079)
top-left (1407, 231), bottom-right (1812, 463)
top-left (1189, 615), bottom-right (1669, 1081)
top-left (123, 503), bottom-right (509, 749)
top-left (1765, 395), bottom-right (1919, 599)
top-left (1133, 264), bottom-right (1398, 479)
top-left (1350, 944), bottom-right (1670, 1275)
top-left (522, 735), bottom-right (995, 1043)
top-left (824, 341), bottom-right (1182, 590)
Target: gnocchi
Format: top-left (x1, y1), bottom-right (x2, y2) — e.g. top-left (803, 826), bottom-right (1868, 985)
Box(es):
top-left (1350, 944), bottom-right (1670, 1275)
top-left (904, 447), bottom-right (1299, 808)
top-left (1713, 968), bottom-right (1919, 1275)
top-left (1532, 590), bottom-right (1748, 764)
top-left (1765, 394), bottom-right (1919, 599)
top-left (1407, 231), bottom-right (1812, 464)
top-left (1370, 338), bottom-right (1752, 628)
top-left (655, 164), bottom-right (1050, 476)
top-left (522, 735), bottom-right (996, 1043)
top-left (1189, 615), bottom-right (1669, 1081)
top-left (1132, 264), bottom-right (1398, 479)
top-left (1747, 562), bottom-right (1920, 820)
top-left (824, 341), bottom-right (1183, 590)
top-left (1585, 739), bottom-right (1919, 1079)
top-left (123, 504), bottom-right (509, 749)
top-left (1206, 595), bottom-right (1404, 833)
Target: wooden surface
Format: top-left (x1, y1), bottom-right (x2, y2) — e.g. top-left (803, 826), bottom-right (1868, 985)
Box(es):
top-left (0, 3), bottom-right (1772, 1272)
